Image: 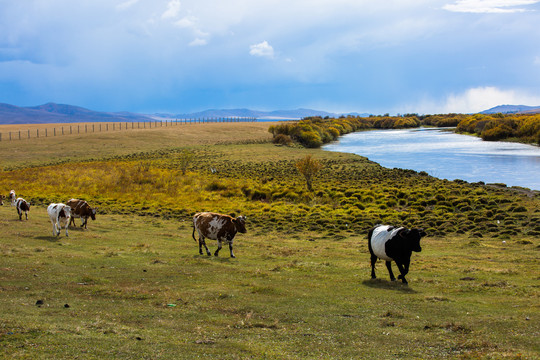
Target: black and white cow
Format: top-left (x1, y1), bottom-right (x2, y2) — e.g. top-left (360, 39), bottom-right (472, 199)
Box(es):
top-left (368, 224), bottom-right (426, 284)
top-left (47, 203), bottom-right (71, 237)
top-left (15, 198), bottom-right (30, 220)
top-left (192, 212), bottom-right (247, 258)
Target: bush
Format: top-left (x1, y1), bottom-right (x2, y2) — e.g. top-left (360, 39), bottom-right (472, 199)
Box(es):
top-left (273, 134), bottom-right (293, 146)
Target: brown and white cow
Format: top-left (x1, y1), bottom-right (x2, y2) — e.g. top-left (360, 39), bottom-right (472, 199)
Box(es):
top-left (47, 203), bottom-right (71, 237)
top-left (192, 212), bottom-right (247, 258)
top-left (66, 199), bottom-right (97, 229)
top-left (15, 198), bottom-right (30, 220)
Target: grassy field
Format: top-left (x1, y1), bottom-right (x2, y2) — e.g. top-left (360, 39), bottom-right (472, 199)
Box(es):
top-left (0, 122), bottom-right (538, 359)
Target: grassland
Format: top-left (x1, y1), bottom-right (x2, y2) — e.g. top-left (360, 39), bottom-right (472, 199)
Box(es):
top-left (0, 122), bottom-right (538, 359)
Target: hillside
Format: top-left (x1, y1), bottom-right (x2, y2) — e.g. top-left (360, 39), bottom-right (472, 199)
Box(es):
top-left (0, 103), bottom-right (155, 124)
top-left (481, 104), bottom-right (540, 114)
top-left (0, 102), bottom-right (368, 124)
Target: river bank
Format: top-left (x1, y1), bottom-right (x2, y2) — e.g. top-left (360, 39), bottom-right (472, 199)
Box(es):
top-left (323, 127), bottom-right (540, 191)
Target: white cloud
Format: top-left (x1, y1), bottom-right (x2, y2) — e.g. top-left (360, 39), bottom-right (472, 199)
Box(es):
top-left (162, 0), bottom-right (181, 19)
top-left (249, 41), bottom-right (274, 58)
top-left (116, 0), bottom-right (139, 11)
top-left (189, 38), bottom-right (207, 46)
top-left (441, 87), bottom-right (540, 113)
top-left (443, 0), bottom-right (539, 13)
top-left (174, 16), bottom-right (197, 28)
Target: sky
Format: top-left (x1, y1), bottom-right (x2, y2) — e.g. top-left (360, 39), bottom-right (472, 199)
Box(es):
top-left (1, 0), bottom-right (540, 115)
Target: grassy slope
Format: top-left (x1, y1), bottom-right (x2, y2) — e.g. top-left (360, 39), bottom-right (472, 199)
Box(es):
top-left (0, 123), bottom-right (539, 359)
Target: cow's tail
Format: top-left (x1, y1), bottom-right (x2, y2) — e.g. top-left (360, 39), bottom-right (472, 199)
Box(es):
top-left (192, 225), bottom-right (197, 242)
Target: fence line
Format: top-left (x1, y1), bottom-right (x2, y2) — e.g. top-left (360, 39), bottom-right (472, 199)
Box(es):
top-left (0, 117), bottom-right (257, 142)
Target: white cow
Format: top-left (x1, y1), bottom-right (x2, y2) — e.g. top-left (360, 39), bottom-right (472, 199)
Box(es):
top-left (9, 190), bottom-right (16, 206)
top-left (47, 203), bottom-right (72, 237)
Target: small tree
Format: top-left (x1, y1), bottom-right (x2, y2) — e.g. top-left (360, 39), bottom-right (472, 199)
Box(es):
top-left (296, 155), bottom-right (323, 191)
top-left (177, 149), bottom-right (194, 175)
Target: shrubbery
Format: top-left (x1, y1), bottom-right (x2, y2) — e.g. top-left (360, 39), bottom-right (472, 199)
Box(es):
top-left (269, 113), bottom-right (539, 149)
top-left (456, 113), bottom-right (540, 144)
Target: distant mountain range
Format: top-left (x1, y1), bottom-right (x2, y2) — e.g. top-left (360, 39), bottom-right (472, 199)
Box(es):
top-left (480, 104), bottom-right (540, 114)
top-left (0, 103), bottom-right (358, 124)
top-left (152, 108), bottom-right (344, 120)
top-left (0, 103), bottom-right (154, 124)
top-left (1, 102), bottom-right (539, 125)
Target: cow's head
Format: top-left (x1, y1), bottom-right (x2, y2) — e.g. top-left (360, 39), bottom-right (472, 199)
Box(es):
top-left (234, 215), bottom-right (247, 233)
top-left (90, 208), bottom-right (98, 220)
top-left (403, 228), bottom-right (425, 252)
top-left (63, 205), bottom-right (72, 218)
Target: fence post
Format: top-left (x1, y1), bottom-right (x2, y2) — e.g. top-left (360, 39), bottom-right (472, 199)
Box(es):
top-left (28, 129), bottom-right (30, 139)
top-left (45, 129), bottom-right (48, 137)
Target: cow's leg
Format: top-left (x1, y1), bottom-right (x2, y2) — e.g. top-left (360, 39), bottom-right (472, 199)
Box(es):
top-left (69, 216), bottom-right (75, 227)
top-left (65, 218), bottom-right (69, 237)
top-left (385, 261), bottom-right (396, 281)
top-left (214, 240), bottom-right (222, 257)
top-left (370, 254), bottom-right (378, 279)
top-left (198, 236), bottom-right (204, 255)
top-left (25, 211), bottom-right (28, 220)
top-left (82, 217), bottom-right (87, 229)
top-left (55, 217), bottom-right (61, 236)
top-left (199, 237), bottom-right (211, 256)
top-left (17, 208), bottom-right (22, 220)
top-left (51, 220), bottom-right (57, 236)
top-left (228, 240), bottom-right (235, 258)
top-left (396, 260), bottom-right (409, 284)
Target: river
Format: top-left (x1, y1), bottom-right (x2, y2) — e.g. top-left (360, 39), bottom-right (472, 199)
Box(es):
top-left (323, 128), bottom-right (540, 190)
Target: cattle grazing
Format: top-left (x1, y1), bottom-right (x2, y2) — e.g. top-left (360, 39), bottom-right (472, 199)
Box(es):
top-left (9, 190), bottom-right (16, 206)
top-left (66, 199), bottom-right (97, 229)
top-left (47, 203), bottom-right (72, 237)
top-left (192, 212), bottom-right (247, 258)
top-left (15, 198), bottom-right (31, 220)
top-left (368, 224), bottom-right (426, 284)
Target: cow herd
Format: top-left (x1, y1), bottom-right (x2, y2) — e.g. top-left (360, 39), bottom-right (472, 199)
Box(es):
top-left (3, 190), bottom-right (97, 237)
top-left (3, 189), bottom-right (427, 284)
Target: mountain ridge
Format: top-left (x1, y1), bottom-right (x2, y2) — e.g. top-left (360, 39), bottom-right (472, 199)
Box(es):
top-left (2, 102), bottom-right (539, 125)
top-left (0, 103), bottom-right (358, 124)
top-left (480, 104), bottom-right (540, 114)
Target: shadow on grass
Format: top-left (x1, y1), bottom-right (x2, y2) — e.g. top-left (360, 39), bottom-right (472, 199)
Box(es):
top-left (362, 279), bottom-right (418, 293)
top-left (34, 235), bottom-right (60, 242)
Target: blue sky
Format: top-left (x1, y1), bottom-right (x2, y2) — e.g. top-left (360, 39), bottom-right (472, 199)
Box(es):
top-left (1, 0), bottom-right (540, 115)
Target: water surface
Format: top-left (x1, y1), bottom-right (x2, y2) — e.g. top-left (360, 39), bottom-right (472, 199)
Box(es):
top-left (323, 128), bottom-right (540, 190)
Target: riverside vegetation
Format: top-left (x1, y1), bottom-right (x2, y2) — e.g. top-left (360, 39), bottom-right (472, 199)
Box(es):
top-left (0, 121), bottom-right (538, 359)
top-left (269, 113), bottom-right (540, 148)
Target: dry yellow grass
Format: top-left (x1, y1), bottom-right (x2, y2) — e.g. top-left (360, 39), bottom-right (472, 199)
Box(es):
top-left (0, 121), bottom-right (275, 169)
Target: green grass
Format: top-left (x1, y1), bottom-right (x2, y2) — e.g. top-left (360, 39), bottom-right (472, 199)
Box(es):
top-left (0, 123), bottom-right (539, 359)
top-left (1, 205), bottom-right (538, 359)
